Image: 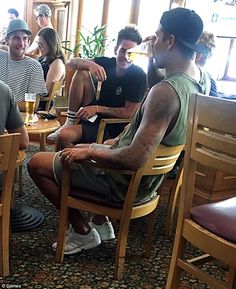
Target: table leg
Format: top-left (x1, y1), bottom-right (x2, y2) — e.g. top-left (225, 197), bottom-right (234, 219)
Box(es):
top-left (39, 133), bottom-right (46, 151)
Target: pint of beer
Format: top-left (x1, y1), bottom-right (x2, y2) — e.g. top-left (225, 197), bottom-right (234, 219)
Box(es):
top-left (25, 93), bottom-right (36, 125)
top-left (127, 41), bottom-right (152, 62)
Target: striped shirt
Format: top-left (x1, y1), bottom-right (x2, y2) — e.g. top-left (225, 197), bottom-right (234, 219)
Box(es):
top-left (0, 50), bottom-right (47, 102)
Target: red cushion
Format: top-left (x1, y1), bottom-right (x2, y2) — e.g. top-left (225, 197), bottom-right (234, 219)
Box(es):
top-left (191, 197), bottom-right (236, 244)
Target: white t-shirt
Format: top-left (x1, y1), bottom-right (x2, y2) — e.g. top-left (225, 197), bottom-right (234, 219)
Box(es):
top-left (0, 49), bottom-right (47, 101)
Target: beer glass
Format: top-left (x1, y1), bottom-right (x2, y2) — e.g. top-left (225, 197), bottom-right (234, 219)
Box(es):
top-left (127, 41), bottom-right (152, 62)
top-left (25, 93), bottom-right (36, 125)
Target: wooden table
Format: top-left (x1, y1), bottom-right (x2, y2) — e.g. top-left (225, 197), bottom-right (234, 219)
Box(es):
top-left (22, 113), bottom-right (60, 151)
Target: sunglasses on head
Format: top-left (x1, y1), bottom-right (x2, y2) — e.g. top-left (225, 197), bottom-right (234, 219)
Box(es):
top-left (36, 14), bottom-right (44, 20)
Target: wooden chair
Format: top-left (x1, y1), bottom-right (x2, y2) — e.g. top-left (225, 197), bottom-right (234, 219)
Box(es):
top-left (0, 133), bottom-right (21, 276)
top-left (166, 93), bottom-right (236, 289)
top-left (36, 81), bottom-right (63, 112)
top-left (55, 143), bottom-right (184, 280)
top-left (54, 67), bottom-right (76, 124)
top-left (96, 118), bottom-right (132, 144)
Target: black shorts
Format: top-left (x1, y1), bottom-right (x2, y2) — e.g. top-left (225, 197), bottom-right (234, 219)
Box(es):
top-left (80, 117), bottom-right (109, 143)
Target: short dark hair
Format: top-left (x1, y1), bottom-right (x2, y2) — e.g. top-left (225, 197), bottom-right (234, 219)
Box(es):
top-left (116, 25), bottom-right (142, 47)
top-left (8, 8), bottom-right (19, 18)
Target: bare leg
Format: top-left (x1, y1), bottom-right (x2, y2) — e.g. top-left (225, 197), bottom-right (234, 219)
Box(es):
top-left (47, 71), bottom-right (96, 141)
top-left (57, 124), bottom-right (83, 149)
top-left (68, 70), bottom-right (96, 111)
top-left (92, 215), bottom-right (109, 225)
top-left (27, 152), bottom-right (90, 234)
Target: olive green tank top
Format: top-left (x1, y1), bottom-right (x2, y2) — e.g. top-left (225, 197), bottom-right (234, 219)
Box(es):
top-left (107, 70), bottom-right (210, 203)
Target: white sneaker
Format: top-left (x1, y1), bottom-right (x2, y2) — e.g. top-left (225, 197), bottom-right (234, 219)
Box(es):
top-left (47, 125), bottom-right (65, 141)
top-left (89, 221), bottom-right (115, 241)
top-left (52, 227), bottom-right (101, 255)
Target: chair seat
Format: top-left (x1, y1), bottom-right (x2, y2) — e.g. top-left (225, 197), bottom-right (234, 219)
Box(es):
top-left (191, 197), bottom-right (236, 243)
top-left (69, 188), bottom-right (158, 208)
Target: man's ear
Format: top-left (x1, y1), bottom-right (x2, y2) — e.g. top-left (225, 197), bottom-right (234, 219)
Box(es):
top-left (195, 53), bottom-right (202, 63)
top-left (5, 37), bottom-right (9, 46)
top-left (167, 34), bottom-right (175, 50)
top-left (114, 46), bottom-right (118, 55)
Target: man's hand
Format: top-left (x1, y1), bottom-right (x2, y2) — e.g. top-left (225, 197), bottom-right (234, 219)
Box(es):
top-left (89, 62), bottom-right (107, 81)
top-left (143, 35), bottom-right (156, 43)
top-left (60, 147), bottom-right (91, 164)
top-left (67, 58), bottom-right (107, 81)
top-left (142, 35), bottom-right (156, 60)
top-left (76, 105), bottom-right (98, 119)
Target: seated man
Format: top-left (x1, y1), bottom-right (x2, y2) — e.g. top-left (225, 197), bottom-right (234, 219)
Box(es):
top-left (47, 25), bottom-right (147, 148)
top-left (28, 8), bottom-right (210, 254)
top-left (0, 19), bottom-right (47, 111)
top-left (0, 80), bottom-right (28, 148)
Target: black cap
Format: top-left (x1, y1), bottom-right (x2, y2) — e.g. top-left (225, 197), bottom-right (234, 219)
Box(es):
top-left (160, 8), bottom-right (204, 53)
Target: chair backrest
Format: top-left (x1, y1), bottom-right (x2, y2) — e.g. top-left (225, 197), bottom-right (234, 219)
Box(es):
top-left (45, 81), bottom-right (63, 112)
top-left (96, 118), bottom-right (132, 144)
top-left (122, 144), bottom-right (184, 209)
top-left (182, 93), bottom-right (236, 214)
top-left (141, 144), bottom-right (185, 176)
top-left (0, 133), bottom-right (21, 213)
top-left (36, 81), bottom-right (63, 112)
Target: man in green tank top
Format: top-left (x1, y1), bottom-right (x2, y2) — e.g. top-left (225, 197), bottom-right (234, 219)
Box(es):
top-left (28, 8), bottom-right (210, 254)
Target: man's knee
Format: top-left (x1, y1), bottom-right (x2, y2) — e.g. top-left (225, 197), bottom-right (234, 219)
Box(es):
top-left (28, 152), bottom-right (44, 175)
top-left (58, 125), bottom-right (83, 147)
top-left (73, 70), bottom-right (91, 82)
top-left (28, 152), bottom-right (54, 176)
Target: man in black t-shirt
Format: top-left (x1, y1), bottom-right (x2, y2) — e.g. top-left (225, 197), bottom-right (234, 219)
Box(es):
top-left (47, 25), bottom-right (147, 148)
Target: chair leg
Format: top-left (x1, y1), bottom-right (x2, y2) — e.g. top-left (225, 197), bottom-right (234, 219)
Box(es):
top-left (114, 219), bottom-right (131, 280)
top-left (165, 163), bottom-right (183, 238)
top-left (39, 133), bottom-right (46, 151)
top-left (229, 267), bottom-right (236, 288)
top-left (55, 209), bottom-right (68, 263)
top-left (0, 218), bottom-right (10, 276)
top-left (166, 234), bottom-right (186, 289)
top-left (144, 208), bottom-right (157, 258)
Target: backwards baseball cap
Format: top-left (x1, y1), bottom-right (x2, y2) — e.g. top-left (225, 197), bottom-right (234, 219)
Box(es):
top-left (6, 19), bottom-right (31, 36)
top-left (34, 4), bottom-right (52, 18)
top-left (160, 8), bottom-right (204, 53)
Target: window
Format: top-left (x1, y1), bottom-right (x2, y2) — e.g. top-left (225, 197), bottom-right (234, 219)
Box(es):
top-left (106, 0), bottom-right (132, 56)
top-left (186, 0), bottom-right (236, 95)
top-left (214, 38), bottom-right (236, 81)
top-left (138, 0), bottom-right (169, 37)
top-left (81, 0), bottom-right (103, 34)
top-left (0, 0), bottom-right (24, 29)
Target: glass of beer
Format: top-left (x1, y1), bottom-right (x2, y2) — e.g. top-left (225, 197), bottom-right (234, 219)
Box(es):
top-left (25, 93), bottom-right (36, 125)
top-left (127, 41), bottom-right (152, 62)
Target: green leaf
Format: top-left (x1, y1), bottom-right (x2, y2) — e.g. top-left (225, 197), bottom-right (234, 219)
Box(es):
top-left (63, 25), bottom-right (115, 58)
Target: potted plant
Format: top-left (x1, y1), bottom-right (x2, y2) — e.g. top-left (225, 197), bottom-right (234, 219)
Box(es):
top-left (62, 25), bottom-right (114, 59)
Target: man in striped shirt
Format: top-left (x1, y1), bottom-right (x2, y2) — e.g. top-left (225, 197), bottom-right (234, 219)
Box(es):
top-left (0, 19), bottom-right (47, 111)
